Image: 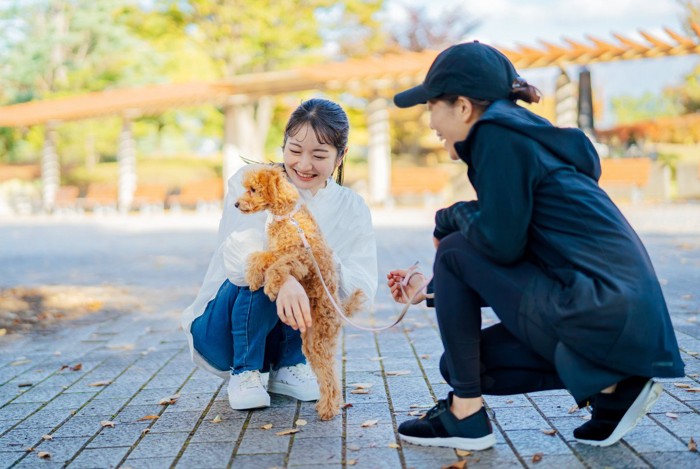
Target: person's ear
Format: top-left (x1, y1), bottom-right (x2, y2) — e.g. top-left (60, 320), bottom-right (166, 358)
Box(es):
top-left (336, 148), bottom-right (348, 169)
top-left (456, 96), bottom-right (474, 124)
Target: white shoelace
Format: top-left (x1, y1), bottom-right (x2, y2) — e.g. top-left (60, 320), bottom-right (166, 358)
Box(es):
top-left (288, 364), bottom-right (315, 381)
top-left (238, 371), bottom-right (264, 390)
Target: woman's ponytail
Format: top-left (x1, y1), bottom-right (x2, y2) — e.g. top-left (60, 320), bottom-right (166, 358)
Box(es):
top-left (509, 78), bottom-right (542, 104)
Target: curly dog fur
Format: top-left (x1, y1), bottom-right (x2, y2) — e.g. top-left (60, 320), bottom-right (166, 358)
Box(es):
top-left (235, 165), bottom-right (365, 420)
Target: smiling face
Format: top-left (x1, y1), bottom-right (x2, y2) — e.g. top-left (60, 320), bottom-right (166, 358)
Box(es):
top-left (427, 97), bottom-right (477, 161)
top-left (283, 122), bottom-right (342, 195)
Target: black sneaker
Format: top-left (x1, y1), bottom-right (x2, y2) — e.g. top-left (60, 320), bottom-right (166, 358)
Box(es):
top-left (574, 377), bottom-right (662, 447)
top-left (398, 393), bottom-right (496, 451)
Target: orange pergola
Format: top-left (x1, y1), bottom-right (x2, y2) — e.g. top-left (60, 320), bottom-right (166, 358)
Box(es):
top-left (1, 23), bottom-right (698, 128)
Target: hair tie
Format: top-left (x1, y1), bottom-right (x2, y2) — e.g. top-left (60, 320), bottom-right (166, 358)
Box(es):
top-left (512, 77), bottom-right (528, 89)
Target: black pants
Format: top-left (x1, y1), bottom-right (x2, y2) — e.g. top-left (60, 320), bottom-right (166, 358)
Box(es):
top-left (434, 233), bottom-right (569, 398)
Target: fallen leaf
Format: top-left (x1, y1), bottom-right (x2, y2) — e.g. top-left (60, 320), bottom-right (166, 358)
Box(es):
top-left (581, 415), bottom-right (591, 421)
top-left (24, 447), bottom-right (34, 453)
top-left (341, 403), bottom-right (353, 409)
top-left (361, 419), bottom-right (379, 427)
top-left (689, 374), bottom-right (699, 378)
top-left (420, 354), bottom-right (430, 359)
top-left (541, 429), bottom-right (557, 436)
top-left (689, 437), bottom-right (697, 452)
top-left (386, 370), bottom-right (411, 376)
top-left (10, 359), bottom-right (31, 366)
top-left (688, 352), bottom-right (699, 357)
top-left (568, 405), bottom-right (579, 414)
top-left (70, 363), bottom-right (82, 371)
top-left (388, 443), bottom-right (400, 449)
top-left (41, 435), bottom-right (53, 441)
top-left (456, 449), bottom-right (472, 457)
top-left (666, 412), bottom-right (679, 419)
top-left (275, 428), bottom-right (299, 436)
top-left (350, 389), bottom-right (369, 394)
top-left (409, 404), bottom-right (432, 409)
top-left (100, 421), bottom-right (115, 428)
top-left (17, 382), bottom-right (32, 388)
top-left (441, 460), bottom-right (467, 469)
top-left (136, 415), bottom-right (159, 422)
top-left (408, 411), bottom-right (425, 417)
top-left (347, 444), bottom-right (360, 451)
top-left (532, 453), bottom-right (543, 463)
top-left (261, 423), bottom-right (273, 430)
top-left (349, 383), bottom-right (373, 389)
top-left (141, 428), bottom-right (150, 435)
top-left (212, 415), bottom-right (222, 423)
top-left (38, 452), bottom-right (51, 459)
top-left (369, 357), bottom-right (384, 361)
top-left (685, 388), bottom-right (700, 393)
top-left (295, 419), bottom-right (307, 426)
top-left (346, 459), bottom-right (357, 466)
top-left (674, 382), bottom-right (691, 388)
top-left (108, 343), bottom-right (135, 351)
top-left (88, 380), bottom-right (112, 387)
top-left (158, 393), bottom-right (180, 405)
top-left (506, 400), bottom-right (514, 404)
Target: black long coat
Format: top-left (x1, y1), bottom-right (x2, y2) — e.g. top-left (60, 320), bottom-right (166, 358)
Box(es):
top-left (434, 100), bottom-right (684, 400)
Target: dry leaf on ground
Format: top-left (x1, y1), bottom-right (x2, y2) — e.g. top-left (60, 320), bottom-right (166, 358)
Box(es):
top-left (342, 403), bottom-right (353, 409)
top-left (108, 344), bottom-right (135, 351)
top-left (689, 437), bottom-right (697, 452)
top-left (136, 415), bottom-right (159, 422)
top-left (456, 449), bottom-right (472, 457)
top-left (541, 429), bottom-right (557, 436)
top-left (568, 405), bottom-right (579, 414)
top-left (532, 453), bottom-right (544, 463)
top-left (38, 452), bottom-right (51, 459)
top-left (361, 419), bottom-right (379, 427)
top-left (350, 389), bottom-right (369, 394)
top-left (409, 404), bottom-right (432, 409)
top-left (685, 388), bottom-right (700, 393)
top-left (41, 435), bottom-right (52, 441)
top-left (346, 459), bottom-right (357, 466)
top-left (10, 359), bottom-right (31, 366)
top-left (347, 444), bottom-right (360, 451)
top-left (674, 382), bottom-right (691, 388)
top-left (295, 419), bottom-right (307, 426)
top-left (408, 411), bottom-right (425, 417)
top-left (212, 415), bottom-right (222, 423)
top-left (349, 383), bottom-right (373, 389)
top-left (276, 428), bottom-right (299, 436)
top-left (370, 357), bottom-right (384, 361)
top-left (388, 443), bottom-right (400, 449)
top-left (261, 423), bottom-right (273, 430)
top-left (385, 370), bottom-right (411, 376)
top-left (100, 421), bottom-right (115, 428)
top-left (70, 363), bottom-right (82, 371)
top-left (158, 393), bottom-right (180, 405)
top-left (88, 380), bottom-right (112, 387)
top-left (141, 428), bottom-right (150, 435)
top-left (666, 412), bottom-right (679, 419)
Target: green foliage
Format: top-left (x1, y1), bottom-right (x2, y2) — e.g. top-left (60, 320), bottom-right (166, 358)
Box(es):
top-left (610, 92), bottom-right (682, 124)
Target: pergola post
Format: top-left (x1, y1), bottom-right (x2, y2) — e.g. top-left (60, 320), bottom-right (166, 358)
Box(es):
top-left (117, 117), bottom-right (137, 213)
top-left (41, 122), bottom-right (59, 213)
top-left (555, 69), bottom-right (578, 128)
top-left (367, 97), bottom-right (391, 205)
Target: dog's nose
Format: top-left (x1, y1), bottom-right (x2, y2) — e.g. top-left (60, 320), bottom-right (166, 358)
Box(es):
top-left (234, 202), bottom-right (239, 208)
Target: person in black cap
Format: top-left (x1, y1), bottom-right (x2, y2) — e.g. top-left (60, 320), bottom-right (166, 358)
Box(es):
top-left (386, 41), bottom-right (684, 451)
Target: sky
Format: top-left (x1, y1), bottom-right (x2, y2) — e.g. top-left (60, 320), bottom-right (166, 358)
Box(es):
top-left (384, 0), bottom-right (699, 126)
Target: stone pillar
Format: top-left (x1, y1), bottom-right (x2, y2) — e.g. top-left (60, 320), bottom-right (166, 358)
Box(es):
top-left (117, 118), bottom-right (137, 213)
top-left (41, 123), bottom-right (60, 212)
top-left (554, 69), bottom-right (577, 128)
top-left (577, 67), bottom-right (595, 136)
top-left (367, 98), bottom-right (391, 205)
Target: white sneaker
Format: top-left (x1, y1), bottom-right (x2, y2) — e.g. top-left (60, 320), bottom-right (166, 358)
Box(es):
top-left (268, 363), bottom-right (320, 401)
top-left (228, 370), bottom-right (270, 410)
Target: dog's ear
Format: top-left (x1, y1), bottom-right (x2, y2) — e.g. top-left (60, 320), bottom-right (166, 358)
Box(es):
top-left (267, 167), bottom-right (298, 214)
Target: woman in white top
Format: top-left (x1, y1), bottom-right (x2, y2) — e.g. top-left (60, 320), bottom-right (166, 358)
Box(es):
top-left (181, 99), bottom-right (378, 411)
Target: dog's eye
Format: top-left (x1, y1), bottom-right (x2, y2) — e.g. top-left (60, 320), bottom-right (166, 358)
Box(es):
top-left (250, 188), bottom-right (256, 193)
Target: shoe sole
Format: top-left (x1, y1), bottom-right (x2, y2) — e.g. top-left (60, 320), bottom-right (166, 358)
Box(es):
top-left (268, 382), bottom-right (320, 402)
top-left (575, 380), bottom-right (662, 447)
top-left (399, 433), bottom-right (496, 451)
top-left (228, 394), bottom-right (270, 410)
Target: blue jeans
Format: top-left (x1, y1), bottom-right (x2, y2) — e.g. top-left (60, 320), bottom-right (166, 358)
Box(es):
top-left (190, 280), bottom-right (305, 375)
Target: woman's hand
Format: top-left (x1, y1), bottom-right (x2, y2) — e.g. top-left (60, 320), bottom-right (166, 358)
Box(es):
top-left (276, 276), bottom-right (312, 333)
top-left (386, 269), bottom-right (427, 305)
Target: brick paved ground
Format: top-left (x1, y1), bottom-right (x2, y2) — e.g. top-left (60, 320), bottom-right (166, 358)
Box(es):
top-left (0, 205), bottom-right (699, 468)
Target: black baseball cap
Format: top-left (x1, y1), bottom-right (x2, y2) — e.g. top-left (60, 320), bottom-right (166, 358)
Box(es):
top-left (394, 41), bottom-right (520, 108)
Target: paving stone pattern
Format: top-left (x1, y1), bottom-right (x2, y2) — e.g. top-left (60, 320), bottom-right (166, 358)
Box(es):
top-left (0, 206), bottom-right (699, 468)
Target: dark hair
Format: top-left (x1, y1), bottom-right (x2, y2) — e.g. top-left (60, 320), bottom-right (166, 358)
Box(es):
top-left (434, 80), bottom-right (541, 113)
top-left (282, 98), bottom-right (349, 185)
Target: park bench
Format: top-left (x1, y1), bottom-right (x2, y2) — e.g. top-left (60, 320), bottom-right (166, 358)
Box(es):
top-left (167, 178), bottom-right (223, 212)
top-left (390, 166), bottom-right (452, 206)
top-left (79, 183), bottom-right (118, 213)
top-left (599, 157), bottom-right (654, 203)
top-left (131, 183), bottom-right (168, 213)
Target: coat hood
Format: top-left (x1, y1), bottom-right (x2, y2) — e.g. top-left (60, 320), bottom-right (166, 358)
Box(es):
top-left (455, 100), bottom-right (601, 180)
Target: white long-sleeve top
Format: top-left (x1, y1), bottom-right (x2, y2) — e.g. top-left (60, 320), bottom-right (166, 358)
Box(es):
top-left (181, 164), bottom-right (378, 377)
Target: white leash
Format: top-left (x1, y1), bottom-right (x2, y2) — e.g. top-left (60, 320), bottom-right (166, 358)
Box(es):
top-left (286, 215), bottom-right (431, 332)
